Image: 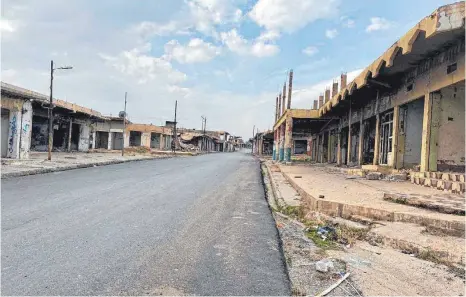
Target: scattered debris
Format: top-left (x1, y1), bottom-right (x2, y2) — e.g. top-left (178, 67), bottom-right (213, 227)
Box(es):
top-left (317, 226), bottom-right (337, 241)
top-left (319, 195), bottom-right (325, 199)
top-left (315, 259), bottom-right (334, 273)
top-left (316, 273), bottom-right (350, 297)
top-left (294, 175), bottom-right (302, 178)
top-left (366, 172), bottom-right (382, 180)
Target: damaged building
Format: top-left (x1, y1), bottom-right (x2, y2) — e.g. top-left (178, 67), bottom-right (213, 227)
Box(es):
top-left (270, 2), bottom-right (465, 178)
top-left (1, 82), bottom-right (105, 158)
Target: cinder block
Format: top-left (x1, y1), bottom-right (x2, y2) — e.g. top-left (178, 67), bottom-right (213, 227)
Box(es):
top-left (441, 173), bottom-right (450, 181)
top-left (443, 181), bottom-right (452, 191)
top-left (414, 177), bottom-right (420, 185)
top-left (436, 179), bottom-right (444, 190)
top-left (419, 177), bottom-right (425, 185)
top-left (430, 179), bottom-right (439, 187)
top-left (434, 172), bottom-right (442, 179)
top-left (450, 174), bottom-right (459, 182)
top-left (460, 175), bottom-right (466, 183)
top-left (424, 178), bottom-right (432, 187)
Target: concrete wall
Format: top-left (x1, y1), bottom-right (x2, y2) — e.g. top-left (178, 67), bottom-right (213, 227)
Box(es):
top-left (0, 97), bottom-right (33, 159)
top-left (437, 83), bottom-right (465, 169)
top-left (402, 98), bottom-right (424, 168)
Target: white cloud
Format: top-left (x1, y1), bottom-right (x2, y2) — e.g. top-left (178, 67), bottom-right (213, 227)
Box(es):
top-left (325, 29), bottom-right (338, 39)
top-left (257, 30), bottom-right (281, 42)
top-left (1, 19), bottom-right (15, 32)
top-left (131, 21), bottom-right (191, 37)
top-left (164, 38), bottom-right (221, 64)
top-left (100, 43), bottom-right (187, 85)
top-left (251, 41), bottom-right (280, 57)
top-left (187, 0), bottom-right (243, 38)
top-left (302, 46), bottom-right (318, 56)
top-left (340, 16), bottom-right (355, 28)
top-left (220, 29), bottom-right (279, 57)
top-left (366, 17), bottom-right (393, 32)
top-left (249, 0), bottom-right (339, 33)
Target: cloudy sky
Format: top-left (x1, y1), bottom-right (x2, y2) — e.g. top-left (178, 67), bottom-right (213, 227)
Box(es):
top-left (1, 0), bottom-right (453, 139)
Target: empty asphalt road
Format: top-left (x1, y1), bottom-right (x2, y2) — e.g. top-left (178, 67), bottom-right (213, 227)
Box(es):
top-left (2, 152), bottom-right (290, 296)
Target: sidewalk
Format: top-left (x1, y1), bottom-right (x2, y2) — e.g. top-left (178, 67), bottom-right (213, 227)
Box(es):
top-left (1, 150), bottom-right (184, 178)
top-left (278, 164), bottom-right (465, 236)
top-left (261, 160), bottom-right (465, 296)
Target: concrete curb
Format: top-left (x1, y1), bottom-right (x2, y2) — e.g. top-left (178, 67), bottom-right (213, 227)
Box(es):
top-left (280, 170), bottom-right (465, 237)
top-left (1, 155), bottom-right (177, 179)
top-left (262, 162), bottom-right (287, 209)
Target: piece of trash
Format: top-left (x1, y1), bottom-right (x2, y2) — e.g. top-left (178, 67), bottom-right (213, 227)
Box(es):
top-left (276, 223), bottom-right (284, 228)
top-left (317, 226), bottom-right (337, 240)
top-left (294, 175), bottom-right (302, 178)
top-left (319, 195), bottom-right (325, 199)
top-left (315, 259), bottom-right (334, 273)
top-left (93, 164), bottom-right (97, 167)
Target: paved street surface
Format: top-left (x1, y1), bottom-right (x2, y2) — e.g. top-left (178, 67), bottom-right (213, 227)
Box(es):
top-left (2, 152), bottom-right (290, 295)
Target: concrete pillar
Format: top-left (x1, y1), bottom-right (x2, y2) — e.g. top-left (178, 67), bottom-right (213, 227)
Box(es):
top-left (279, 124), bottom-right (285, 161)
top-left (313, 100), bottom-right (318, 109)
top-left (324, 89), bottom-right (330, 103)
top-left (68, 118), bottom-right (73, 152)
top-left (284, 115), bottom-right (293, 162)
top-left (373, 115), bottom-right (380, 165)
top-left (336, 128), bottom-right (342, 165)
top-left (278, 93), bottom-right (282, 117)
top-left (358, 112), bottom-right (364, 166)
top-left (390, 105), bottom-right (399, 168)
top-left (78, 124), bottom-right (90, 152)
top-left (319, 95), bottom-right (324, 108)
top-left (347, 104), bottom-right (352, 164)
top-left (272, 130), bottom-right (277, 160)
top-left (160, 134), bottom-right (165, 150)
top-left (327, 130), bottom-right (332, 163)
top-left (6, 109), bottom-right (21, 159)
top-left (332, 81), bottom-right (338, 98)
top-left (108, 131), bottom-right (113, 150)
top-left (282, 86), bottom-right (286, 115)
top-left (315, 134), bottom-right (320, 162)
top-left (91, 131), bottom-right (96, 149)
top-left (420, 92), bottom-right (441, 172)
top-left (319, 133), bottom-right (324, 163)
top-left (19, 101), bottom-right (33, 159)
top-left (275, 96), bottom-right (279, 123)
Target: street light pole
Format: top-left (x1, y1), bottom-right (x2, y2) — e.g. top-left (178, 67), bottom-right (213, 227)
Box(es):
top-left (48, 61), bottom-right (54, 161)
top-left (47, 60), bottom-right (72, 161)
top-left (122, 92), bottom-right (127, 156)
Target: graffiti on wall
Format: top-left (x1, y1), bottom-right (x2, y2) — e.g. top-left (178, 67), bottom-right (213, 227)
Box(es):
top-left (8, 115), bottom-right (17, 154)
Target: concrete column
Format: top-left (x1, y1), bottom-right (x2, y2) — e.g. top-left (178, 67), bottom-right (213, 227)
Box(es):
top-left (358, 112), bottom-right (364, 166)
top-left (336, 127), bottom-right (342, 165)
top-left (78, 124), bottom-right (90, 152)
top-left (19, 101), bottom-right (33, 159)
top-left (108, 131), bottom-right (113, 150)
top-left (327, 130), bottom-right (332, 163)
top-left (6, 109), bottom-right (21, 159)
top-left (373, 115), bottom-right (380, 165)
top-left (319, 133), bottom-right (324, 163)
top-left (284, 115), bottom-right (293, 162)
top-left (279, 124), bottom-right (285, 161)
top-left (390, 105), bottom-right (399, 168)
top-left (347, 104), bottom-right (352, 164)
top-left (68, 118), bottom-right (73, 152)
top-left (315, 134), bottom-right (320, 162)
top-left (160, 135), bottom-right (165, 150)
top-left (420, 92), bottom-right (441, 172)
top-left (91, 131), bottom-right (96, 149)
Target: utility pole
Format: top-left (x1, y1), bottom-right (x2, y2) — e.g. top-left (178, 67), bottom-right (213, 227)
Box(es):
top-left (122, 92), bottom-right (127, 156)
top-left (47, 60), bottom-right (72, 161)
top-left (48, 60), bottom-right (54, 161)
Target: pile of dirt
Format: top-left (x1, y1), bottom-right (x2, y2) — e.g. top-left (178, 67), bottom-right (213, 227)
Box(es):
top-left (124, 146), bottom-right (151, 154)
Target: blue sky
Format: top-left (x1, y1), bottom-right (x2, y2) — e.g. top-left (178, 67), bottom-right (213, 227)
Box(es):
top-left (1, 0), bottom-right (456, 138)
